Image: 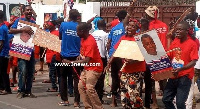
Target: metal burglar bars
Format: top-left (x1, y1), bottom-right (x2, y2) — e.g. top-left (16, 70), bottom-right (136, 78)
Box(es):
top-left (100, 0), bottom-right (196, 30)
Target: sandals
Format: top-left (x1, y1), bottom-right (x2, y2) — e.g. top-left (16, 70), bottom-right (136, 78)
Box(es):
top-left (74, 102), bottom-right (80, 108)
top-left (58, 101), bottom-right (69, 106)
top-left (74, 105), bottom-right (81, 108)
top-left (46, 88), bottom-right (58, 92)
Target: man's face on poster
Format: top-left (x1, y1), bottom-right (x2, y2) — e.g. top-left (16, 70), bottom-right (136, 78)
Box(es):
top-left (141, 35), bottom-right (157, 55)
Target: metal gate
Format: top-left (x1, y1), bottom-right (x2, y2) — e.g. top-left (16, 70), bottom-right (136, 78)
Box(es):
top-left (100, 0), bottom-right (196, 29)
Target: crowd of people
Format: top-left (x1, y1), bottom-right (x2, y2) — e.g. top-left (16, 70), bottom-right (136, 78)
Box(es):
top-left (0, 1), bottom-right (200, 109)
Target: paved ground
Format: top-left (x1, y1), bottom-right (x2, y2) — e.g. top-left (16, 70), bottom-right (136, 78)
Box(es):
top-left (0, 63), bottom-right (200, 109)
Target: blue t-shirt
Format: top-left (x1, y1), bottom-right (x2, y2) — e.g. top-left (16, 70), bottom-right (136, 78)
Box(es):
top-left (108, 22), bottom-right (125, 57)
top-left (11, 18), bottom-right (36, 29)
top-left (0, 24), bottom-right (9, 57)
top-left (59, 21), bottom-right (80, 57)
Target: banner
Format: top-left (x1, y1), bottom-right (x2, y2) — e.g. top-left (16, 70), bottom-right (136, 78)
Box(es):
top-left (33, 29), bottom-right (61, 53)
top-left (135, 30), bottom-right (174, 81)
top-left (9, 20), bottom-right (39, 60)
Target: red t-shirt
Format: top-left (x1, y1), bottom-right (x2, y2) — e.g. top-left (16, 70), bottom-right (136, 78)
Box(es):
top-left (4, 21), bottom-right (10, 27)
top-left (81, 34), bottom-right (103, 73)
top-left (114, 35), bottom-right (146, 73)
top-left (168, 36), bottom-right (199, 79)
top-left (188, 36), bottom-right (200, 51)
top-left (149, 20), bottom-right (168, 50)
top-left (111, 18), bottom-right (120, 28)
top-left (46, 30), bottom-right (61, 63)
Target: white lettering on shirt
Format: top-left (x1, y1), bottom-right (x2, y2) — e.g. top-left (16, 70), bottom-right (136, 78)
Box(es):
top-left (155, 27), bottom-right (167, 34)
top-left (65, 29), bottom-right (78, 37)
top-left (113, 29), bottom-right (123, 36)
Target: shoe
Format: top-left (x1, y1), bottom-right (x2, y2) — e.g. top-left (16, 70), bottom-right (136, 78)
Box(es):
top-left (74, 102), bottom-right (80, 108)
top-left (69, 93), bottom-right (74, 97)
top-left (58, 101), bottom-right (69, 106)
top-left (107, 93), bottom-right (112, 99)
top-left (10, 83), bottom-right (15, 87)
top-left (12, 86), bottom-right (19, 91)
top-left (17, 92), bottom-right (24, 99)
top-left (42, 80), bottom-right (51, 83)
top-left (26, 93), bottom-right (37, 98)
top-left (46, 88), bottom-right (58, 92)
top-left (0, 90), bottom-right (8, 95)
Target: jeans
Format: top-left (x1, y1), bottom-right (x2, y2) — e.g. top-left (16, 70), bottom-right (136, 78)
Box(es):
top-left (18, 53), bottom-right (35, 93)
top-left (0, 56), bottom-right (11, 92)
top-left (49, 55), bottom-right (60, 89)
top-left (162, 75), bottom-right (191, 109)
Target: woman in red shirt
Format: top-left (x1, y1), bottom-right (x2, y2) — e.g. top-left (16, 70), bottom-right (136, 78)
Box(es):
top-left (106, 19), bottom-right (146, 108)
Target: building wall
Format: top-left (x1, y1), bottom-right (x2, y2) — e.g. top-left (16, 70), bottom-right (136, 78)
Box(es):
top-left (31, 2), bottom-right (100, 27)
top-left (32, 0), bottom-right (63, 5)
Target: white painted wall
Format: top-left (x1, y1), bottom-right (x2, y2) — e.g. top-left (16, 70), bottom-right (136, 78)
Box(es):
top-left (32, 2), bottom-right (100, 27)
top-left (0, 0), bottom-right (26, 4)
top-left (1, 0), bottom-right (27, 21)
top-left (196, 1), bottom-right (200, 14)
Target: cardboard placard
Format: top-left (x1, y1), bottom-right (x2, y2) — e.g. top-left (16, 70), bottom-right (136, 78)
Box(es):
top-left (33, 29), bottom-right (61, 53)
top-left (9, 20), bottom-right (39, 60)
top-left (113, 40), bottom-right (144, 61)
top-left (135, 29), bottom-right (174, 81)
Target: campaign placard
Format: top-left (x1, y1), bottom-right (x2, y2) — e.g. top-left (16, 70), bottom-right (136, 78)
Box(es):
top-left (135, 30), bottom-right (174, 81)
top-left (9, 20), bottom-right (39, 60)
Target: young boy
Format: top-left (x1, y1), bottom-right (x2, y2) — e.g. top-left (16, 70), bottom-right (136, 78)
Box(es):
top-left (162, 21), bottom-right (198, 109)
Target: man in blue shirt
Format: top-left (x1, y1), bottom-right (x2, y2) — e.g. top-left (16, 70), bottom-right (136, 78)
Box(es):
top-left (0, 10), bottom-right (12, 95)
top-left (58, 9), bottom-right (81, 107)
top-left (106, 10), bottom-right (127, 107)
top-left (9, 5), bottom-right (36, 99)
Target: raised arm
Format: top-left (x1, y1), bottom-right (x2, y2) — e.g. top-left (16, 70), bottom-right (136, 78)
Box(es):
top-left (123, 0), bottom-right (136, 28)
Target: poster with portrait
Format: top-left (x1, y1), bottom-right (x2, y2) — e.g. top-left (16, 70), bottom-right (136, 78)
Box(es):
top-left (44, 13), bottom-right (57, 22)
top-left (9, 20), bottom-right (39, 60)
top-left (135, 29), bottom-right (174, 81)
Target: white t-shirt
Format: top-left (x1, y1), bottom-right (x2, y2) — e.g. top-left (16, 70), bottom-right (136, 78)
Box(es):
top-left (92, 30), bottom-right (108, 58)
top-left (195, 29), bottom-right (200, 69)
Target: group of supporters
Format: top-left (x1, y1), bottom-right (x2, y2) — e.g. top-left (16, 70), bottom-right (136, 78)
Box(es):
top-left (0, 1), bottom-right (200, 109)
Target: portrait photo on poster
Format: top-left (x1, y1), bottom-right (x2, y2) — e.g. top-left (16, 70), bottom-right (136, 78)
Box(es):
top-left (44, 13), bottom-right (57, 22)
top-left (135, 29), bottom-right (166, 63)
